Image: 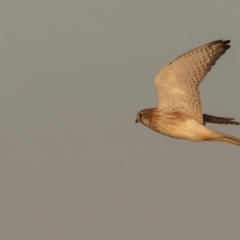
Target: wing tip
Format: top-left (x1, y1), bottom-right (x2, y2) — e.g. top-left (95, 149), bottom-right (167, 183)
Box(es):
top-left (203, 113), bottom-right (240, 125)
top-left (209, 39), bottom-right (231, 49)
top-left (169, 39), bottom-right (231, 65)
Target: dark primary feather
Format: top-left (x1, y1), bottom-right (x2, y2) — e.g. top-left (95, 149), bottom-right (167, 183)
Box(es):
top-left (170, 39), bottom-right (231, 66)
top-left (203, 114), bottom-right (240, 125)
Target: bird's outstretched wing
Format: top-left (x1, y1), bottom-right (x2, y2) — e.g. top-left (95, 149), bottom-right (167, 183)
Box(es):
top-left (154, 40), bottom-right (231, 124)
top-left (203, 113), bottom-right (240, 125)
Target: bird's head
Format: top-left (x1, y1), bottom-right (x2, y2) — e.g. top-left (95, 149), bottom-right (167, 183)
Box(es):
top-left (135, 108), bottom-right (156, 126)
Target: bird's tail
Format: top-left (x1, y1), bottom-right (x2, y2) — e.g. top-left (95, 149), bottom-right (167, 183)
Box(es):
top-left (211, 130), bottom-right (240, 146)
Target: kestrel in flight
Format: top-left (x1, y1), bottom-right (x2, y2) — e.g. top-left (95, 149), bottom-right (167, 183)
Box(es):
top-left (136, 40), bottom-right (240, 146)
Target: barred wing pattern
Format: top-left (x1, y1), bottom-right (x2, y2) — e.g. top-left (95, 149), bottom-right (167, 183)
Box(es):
top-left (154, 40), bottom-right (231, 124)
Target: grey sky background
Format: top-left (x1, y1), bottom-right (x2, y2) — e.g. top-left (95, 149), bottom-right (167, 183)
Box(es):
top-left (1, 0), bottom-right (240, 239)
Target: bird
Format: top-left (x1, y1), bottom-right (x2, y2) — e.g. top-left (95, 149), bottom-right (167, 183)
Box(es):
top-left (135, 40), bottom-right (240, 146)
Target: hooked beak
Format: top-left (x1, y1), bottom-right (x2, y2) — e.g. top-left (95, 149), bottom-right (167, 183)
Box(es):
top-left (135, 115), bottom-right (140, 123)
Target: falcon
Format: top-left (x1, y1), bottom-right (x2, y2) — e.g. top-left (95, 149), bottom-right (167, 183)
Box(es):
top-left (136, 40), bottom-right (240, 146)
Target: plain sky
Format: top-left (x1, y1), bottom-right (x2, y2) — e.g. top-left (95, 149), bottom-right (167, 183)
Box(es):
top-left (1, 0), bottom-right (240, 239)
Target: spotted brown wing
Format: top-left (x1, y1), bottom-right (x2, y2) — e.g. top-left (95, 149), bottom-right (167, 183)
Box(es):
top-left (154, 40), bottom-right (231, 124)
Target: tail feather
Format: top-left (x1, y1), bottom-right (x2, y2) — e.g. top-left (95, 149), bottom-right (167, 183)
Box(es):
top-left (212, 131), bottom-right (240, 146)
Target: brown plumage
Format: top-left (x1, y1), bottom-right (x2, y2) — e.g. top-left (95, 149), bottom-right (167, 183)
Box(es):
top-left (136, 40), bottom-right (240, 146)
